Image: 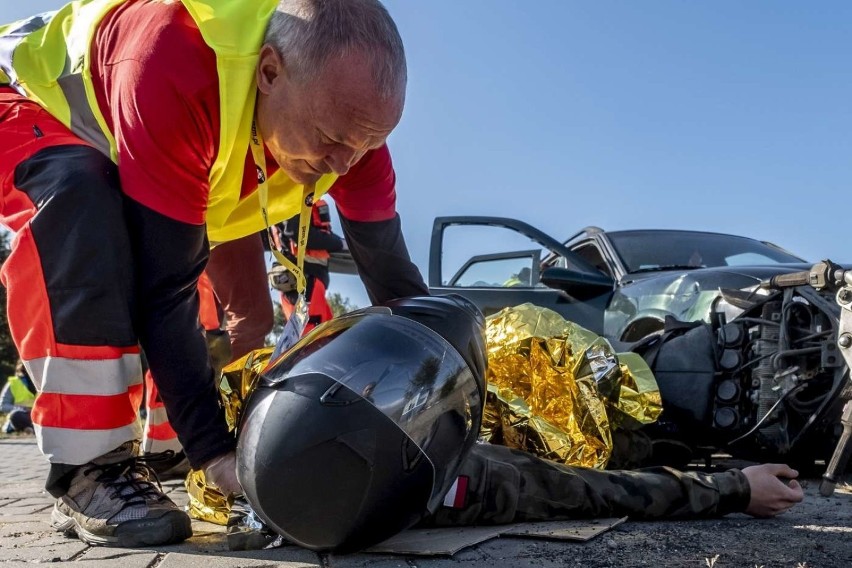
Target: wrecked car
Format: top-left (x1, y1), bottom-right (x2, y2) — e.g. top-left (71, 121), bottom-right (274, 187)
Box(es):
top-left (428, 218), bottom-right (852, 471)
top-left (427, 216), bottom-right (812, 342)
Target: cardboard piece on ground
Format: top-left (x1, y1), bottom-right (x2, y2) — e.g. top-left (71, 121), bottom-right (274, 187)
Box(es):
top-left (366, 525), bottom-right (507, 556)
top-left (367, 517), bottom-right (627, 556)
top-left (502, 517), bottom-right (627, 541)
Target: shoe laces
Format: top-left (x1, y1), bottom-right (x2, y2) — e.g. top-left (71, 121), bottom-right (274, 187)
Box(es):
top-left (82, 450), bottom-right (176, 510)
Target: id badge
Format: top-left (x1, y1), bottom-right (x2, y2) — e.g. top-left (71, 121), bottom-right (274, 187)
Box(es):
top-left (271, 294), bottom-right (308, 360)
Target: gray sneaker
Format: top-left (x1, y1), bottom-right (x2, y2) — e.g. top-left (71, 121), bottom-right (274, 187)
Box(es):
top-left (50, 441), bottom-right (192, 547)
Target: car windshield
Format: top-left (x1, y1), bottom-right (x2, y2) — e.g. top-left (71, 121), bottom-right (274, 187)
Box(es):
top-left (606, 230), bottom-right (804, 273)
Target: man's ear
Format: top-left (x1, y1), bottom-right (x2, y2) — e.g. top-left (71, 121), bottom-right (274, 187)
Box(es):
top-left (256, 44), bottom-right (284, 94)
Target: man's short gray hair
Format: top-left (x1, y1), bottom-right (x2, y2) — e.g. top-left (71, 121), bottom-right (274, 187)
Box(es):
top-left (265, 0), bottom-right (406, 99)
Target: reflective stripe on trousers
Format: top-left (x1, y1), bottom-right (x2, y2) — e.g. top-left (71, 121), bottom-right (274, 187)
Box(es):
top-left (142, 369), bottom-right (182, 454)
top-left (27, 351), bottom-right (144, 464)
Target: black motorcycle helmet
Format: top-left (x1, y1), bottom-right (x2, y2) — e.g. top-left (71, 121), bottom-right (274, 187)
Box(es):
top-left (236, 294), bottom-right (486, 552)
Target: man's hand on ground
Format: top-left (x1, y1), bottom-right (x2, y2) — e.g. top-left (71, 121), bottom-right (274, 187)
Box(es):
top-left (742, 463), bottom-right (804, 517)
top-left (202, 451), bottom-right (241, 496)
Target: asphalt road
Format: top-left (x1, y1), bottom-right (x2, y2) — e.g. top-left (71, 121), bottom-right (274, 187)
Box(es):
top-left (1, 437), bottom-right (850, 568)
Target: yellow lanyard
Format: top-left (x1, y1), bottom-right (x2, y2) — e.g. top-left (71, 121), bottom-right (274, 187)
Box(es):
top-left (249, 119), bottom-right (313, 296)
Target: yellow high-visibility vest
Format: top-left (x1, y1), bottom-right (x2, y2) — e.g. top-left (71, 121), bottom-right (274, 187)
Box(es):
top-left (5, 376), bottom-right (36, 408)
top-left (0, 0), bottom-right (338, 242)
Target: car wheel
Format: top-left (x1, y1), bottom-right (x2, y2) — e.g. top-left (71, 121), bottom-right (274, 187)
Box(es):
top-left (621, 318), bottom-right (665, 342)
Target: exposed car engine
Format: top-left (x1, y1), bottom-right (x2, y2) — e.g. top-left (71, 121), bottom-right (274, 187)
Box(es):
top-left (641, 262), bottom-right (852, 470)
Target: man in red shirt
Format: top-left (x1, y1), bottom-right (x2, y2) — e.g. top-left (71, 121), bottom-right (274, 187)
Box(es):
top-left (0, 0), bottom-right (426, 547)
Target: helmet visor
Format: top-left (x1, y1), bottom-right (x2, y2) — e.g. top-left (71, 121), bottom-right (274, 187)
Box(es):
top-left (260, 311), bottom-right (482, 509)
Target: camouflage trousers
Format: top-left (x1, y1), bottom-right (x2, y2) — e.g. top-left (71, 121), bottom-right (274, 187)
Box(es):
top-left (423, 443), bottom-right (751, 527)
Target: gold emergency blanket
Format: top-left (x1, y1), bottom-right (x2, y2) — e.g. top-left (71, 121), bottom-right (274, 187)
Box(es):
top-left (481, 304), bottom-right (661, 469)
top-left (185, 348), bottom-right (275, 525)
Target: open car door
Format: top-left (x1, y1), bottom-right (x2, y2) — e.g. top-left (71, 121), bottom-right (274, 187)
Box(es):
top-left (428, 216), bottom-right (614, 334)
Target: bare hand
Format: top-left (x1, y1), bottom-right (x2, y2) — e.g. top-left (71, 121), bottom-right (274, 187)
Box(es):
top-left (742, 464), bottom-right (804, 517)
top-left (202, 451), bottom-right (242, 497)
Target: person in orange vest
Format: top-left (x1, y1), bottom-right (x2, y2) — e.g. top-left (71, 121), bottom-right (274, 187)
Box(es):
top-left (0, 0), bottom-right (427, 547)
top-left (269, 198), bottom-right (344, 333)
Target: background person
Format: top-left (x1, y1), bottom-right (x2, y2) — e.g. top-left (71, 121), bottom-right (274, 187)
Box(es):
top-left (206, 234), bottom-right (276, 362)
top-left (1, 359), bottom-right (36, 434)
top-left (503, 267), bottom-right (532, 287)
top-left (270, 198), bottom-right (345, 333)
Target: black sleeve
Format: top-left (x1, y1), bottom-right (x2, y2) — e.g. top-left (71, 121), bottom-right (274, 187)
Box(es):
top-left (123, 199), bottom-right (235, 468)
top-left (424, 444), bottom-right (751, 527)
top-left (282, 214), bottom-right (344, 253)
top-left (306, 224), bottom-right (344, 253)
top-left (338, 211), bottom-right (429, 304)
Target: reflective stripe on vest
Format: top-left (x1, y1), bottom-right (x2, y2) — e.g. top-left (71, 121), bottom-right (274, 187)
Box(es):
top-left (0, 4), bottom-right (118, 157)
top-left (0, 0), bottom-right (339, 243)
top-left (0, 12), bottom-right (53, 88)
top-left (290, 243), bottom-right (332, 265)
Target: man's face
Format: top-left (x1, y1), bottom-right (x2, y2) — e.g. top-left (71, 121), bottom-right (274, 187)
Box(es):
top-left (255, 45), bottom-right (404, 185)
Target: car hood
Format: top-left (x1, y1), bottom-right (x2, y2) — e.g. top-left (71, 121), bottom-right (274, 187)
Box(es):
top-left (606, 262), bottom-right (824, 340)
top-left (620, 262), bottom-right (815, 286)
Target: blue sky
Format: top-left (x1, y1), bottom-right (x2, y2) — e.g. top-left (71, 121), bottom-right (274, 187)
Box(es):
top-left (3, 1), bottom-right (850, 308)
